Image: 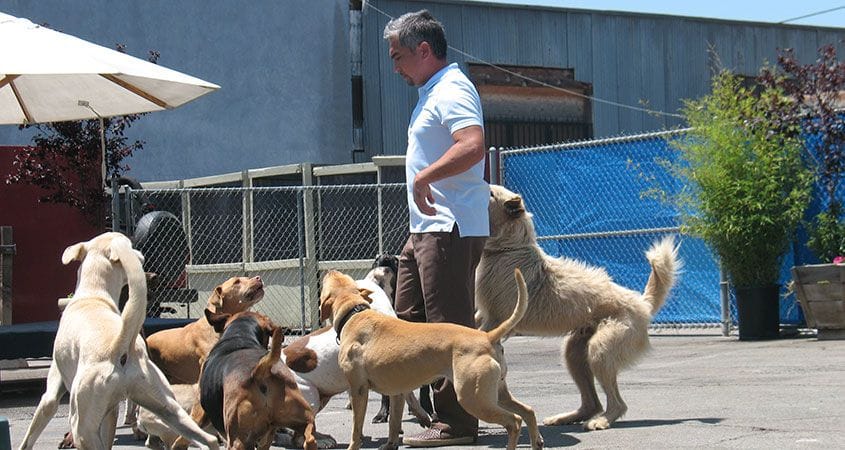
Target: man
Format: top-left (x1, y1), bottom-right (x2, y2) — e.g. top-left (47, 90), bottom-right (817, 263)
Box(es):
top-left (383, 10), bottom-right (489, 447)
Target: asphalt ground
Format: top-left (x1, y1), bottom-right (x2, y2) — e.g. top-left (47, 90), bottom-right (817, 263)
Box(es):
top-left (2, 330), bottom-right (843, 449)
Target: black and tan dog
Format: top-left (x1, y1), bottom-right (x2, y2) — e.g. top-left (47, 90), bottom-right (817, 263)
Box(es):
top-left (319, 268), bottom-right (543, 450)
top-left (176, 310), bottom-right (317, 450)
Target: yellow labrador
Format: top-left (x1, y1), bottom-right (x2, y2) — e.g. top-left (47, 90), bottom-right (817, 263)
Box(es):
top-left (18, 232), bottom-right (218, 450)
top-left (319, 269), bottom-right (543, 450)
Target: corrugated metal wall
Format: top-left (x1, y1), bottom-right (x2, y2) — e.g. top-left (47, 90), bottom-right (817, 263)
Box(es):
top-left (363, 0), bottom-right (844, 156)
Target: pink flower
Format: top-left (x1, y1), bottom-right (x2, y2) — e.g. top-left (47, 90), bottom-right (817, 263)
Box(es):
top-left (833, 256), bottom-right (845, 264)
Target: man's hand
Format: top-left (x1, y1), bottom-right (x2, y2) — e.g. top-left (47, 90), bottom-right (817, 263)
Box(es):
top-left (413, 175), bottom-right (437, 215)
top-left (411, 125), bottom-right (484, 216)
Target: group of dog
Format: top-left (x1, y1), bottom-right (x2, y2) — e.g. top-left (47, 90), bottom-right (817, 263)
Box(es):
top-left (16, 185), bottom-right (681, 450)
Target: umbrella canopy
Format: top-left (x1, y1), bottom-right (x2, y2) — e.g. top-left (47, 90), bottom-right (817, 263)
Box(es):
top-left (0, 12), bottom-right (219, 125)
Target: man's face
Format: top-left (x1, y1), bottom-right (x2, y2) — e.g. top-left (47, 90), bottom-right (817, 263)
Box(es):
top-left (389, 38), bottom-right (425, 86)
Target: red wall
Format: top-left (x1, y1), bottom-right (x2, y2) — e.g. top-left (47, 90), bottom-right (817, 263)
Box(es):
top-left (0, 146), bottom-right (101, 323)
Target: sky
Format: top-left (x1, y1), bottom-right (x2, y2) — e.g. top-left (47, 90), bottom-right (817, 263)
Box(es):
top-left (464, 1), bottom-right (845, 28)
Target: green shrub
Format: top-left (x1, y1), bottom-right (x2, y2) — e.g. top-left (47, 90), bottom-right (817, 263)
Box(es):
top-left (672, 71), bottom-right (812, 288)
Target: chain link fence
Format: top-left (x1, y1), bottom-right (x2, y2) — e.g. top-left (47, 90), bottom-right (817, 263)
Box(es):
top-left (498, 129), bottom-right (731, 330)
top-left (116, 184), bottom-right (409, 334)
top-left (116, 128), bottom-right (812, 333)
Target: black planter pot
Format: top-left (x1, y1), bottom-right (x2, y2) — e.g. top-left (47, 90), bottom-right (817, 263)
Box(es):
top-left (735, 284), bottom-right (781, 340)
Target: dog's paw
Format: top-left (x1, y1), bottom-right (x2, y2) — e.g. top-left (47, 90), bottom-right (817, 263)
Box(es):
top-left (58, 431), bottom-right (76, 449)
top-left (314, 433), bottom-right (338, 449)
top-left (372, 411), bottom-right (389, 423)
top-left (583, 416), bottom-right (610, 431)
top-left (414, 413), bottom-right (432, 428)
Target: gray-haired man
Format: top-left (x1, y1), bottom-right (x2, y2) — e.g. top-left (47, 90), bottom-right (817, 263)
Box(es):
top-left (384, 9), bottom-right (489, 447)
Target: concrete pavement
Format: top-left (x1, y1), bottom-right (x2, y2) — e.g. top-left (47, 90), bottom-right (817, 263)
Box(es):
top-left (2, 330), bottom-right (843, 449)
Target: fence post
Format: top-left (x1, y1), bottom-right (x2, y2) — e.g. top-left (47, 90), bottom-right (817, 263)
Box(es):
top-left (720, 266), bottom-right (731, 336)
top-left (376, 166), bottom-right (384, 254)
top-left (488, 146), bottom-right (499, 185)
top-left (0, 226), bottom-right (14, 325)
top-left (297, 188), bottom-right (307, 334)
top-left (111, 178), bottom-right (120, 232)
top-left (301, 163), bottom-right (319, 330)
top-left (242, 170), bottom-right (254, 265)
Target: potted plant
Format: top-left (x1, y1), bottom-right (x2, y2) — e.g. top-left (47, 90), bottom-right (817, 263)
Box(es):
top-left (669, 70), bottom-right (813, 340)
top-left (760, 44), bottom-right (845, 339)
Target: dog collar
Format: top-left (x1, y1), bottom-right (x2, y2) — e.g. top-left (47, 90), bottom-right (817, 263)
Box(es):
top-left (335, 303), bottom-right (370, 344)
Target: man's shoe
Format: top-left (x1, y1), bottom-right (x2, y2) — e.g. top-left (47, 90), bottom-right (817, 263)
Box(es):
top-left (402, 426), bottom-right (477, 448)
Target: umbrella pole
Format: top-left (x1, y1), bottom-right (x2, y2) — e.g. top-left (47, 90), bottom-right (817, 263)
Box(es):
top-left (78, 101), bottom-right (107, 188)
top-left (99, 116), bottom-right (106, 188)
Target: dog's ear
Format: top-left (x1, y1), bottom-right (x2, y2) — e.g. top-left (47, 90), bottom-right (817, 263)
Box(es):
top-left (319, 297), bottom-right (334, 323)
top-left (61, 243), bottom-right (86, 265)
top-left (208, 286), bottom-right (224, 312)
top-left (504, 196), bottom-right (525, 217)
top-left (358, 288), bottom-right (374, 303)
top-left (204, 308), bottom-right (231, 333)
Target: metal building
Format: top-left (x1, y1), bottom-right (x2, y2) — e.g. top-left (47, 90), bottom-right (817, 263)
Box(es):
top-left (362, 0), bottom-right (844, 155)
top-left (0, 0), bottom-right (842, 181)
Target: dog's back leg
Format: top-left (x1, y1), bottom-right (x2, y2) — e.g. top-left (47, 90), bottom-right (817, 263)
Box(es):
top-left (583, 320), bottom-right (648, 430)
top-left (497, 378), bottom-right (543, 450)
top-left (69, 370), bottom-right (121, 449)
top-left (18, 364), bottom-right (67, 449)
top-left (542, 328), bottom-right (603, 427)
top-left (455, 364), bottom-right (523, 450)
top-left (129, 362), bottom-right (219, 450)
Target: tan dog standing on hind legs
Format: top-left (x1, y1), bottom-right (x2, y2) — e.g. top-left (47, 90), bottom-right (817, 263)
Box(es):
top-left (18, 232), bottom-right (218, 450)
top-left (477, 185), bottom-right (681, 431)
top-left (319, 269), bottom-right (543, 450)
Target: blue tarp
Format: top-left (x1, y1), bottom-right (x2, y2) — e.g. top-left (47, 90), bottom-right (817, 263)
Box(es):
top-left (502, 134), bottom-right (806, 325)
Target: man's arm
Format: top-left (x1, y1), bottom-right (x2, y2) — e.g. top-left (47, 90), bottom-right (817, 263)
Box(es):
top-left (413, 125), bottom-right (485, 215)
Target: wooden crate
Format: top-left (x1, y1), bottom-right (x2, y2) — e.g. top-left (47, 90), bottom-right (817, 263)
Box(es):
top-left (791, 264), bottom-right (845, 340)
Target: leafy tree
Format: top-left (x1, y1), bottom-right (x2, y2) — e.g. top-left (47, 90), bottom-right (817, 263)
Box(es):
top-left (759, 43), bottom-right (845, 262)
top-left (5, 46), bottom-right (158, 229)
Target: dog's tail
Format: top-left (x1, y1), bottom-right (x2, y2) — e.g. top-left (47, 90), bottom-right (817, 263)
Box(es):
top-left (486, 268), bottom-right (528, 343)
top-left (642, 235), bottom-right (682, 316)
top-left (110, 237), bottom-right (149, 360)
top-left (251, 327), bottom-right (284, 380)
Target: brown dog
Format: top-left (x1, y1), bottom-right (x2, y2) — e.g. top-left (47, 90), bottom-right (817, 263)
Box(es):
top-left (175, 310), bottom-right (317, 450)
top-left (146, 276), bottom-right (265, 384)
top-left (319, 269), bottom-right (543, 450)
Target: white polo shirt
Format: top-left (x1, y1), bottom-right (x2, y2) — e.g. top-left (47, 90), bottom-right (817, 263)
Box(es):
top-left (406, 63), bottom-right (490, 237)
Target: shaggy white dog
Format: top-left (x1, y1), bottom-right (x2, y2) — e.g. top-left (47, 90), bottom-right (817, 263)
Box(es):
top-left (476, 185), bottom-right (681, 431)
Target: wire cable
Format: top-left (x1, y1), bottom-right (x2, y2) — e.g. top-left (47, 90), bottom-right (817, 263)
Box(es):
top-left (779, 5), bottom-right (845, 24)
top-left (363, 0), bottom-right (685, 119)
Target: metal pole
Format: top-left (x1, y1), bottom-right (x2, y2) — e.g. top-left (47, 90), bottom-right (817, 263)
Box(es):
top-left (110, 177), bottom-right (120, 232)
top-left (0, 227), bottom-right (14, 325)
top-left (297, 188), bottom-right (307, 334)
top-left (488, 146), bottom-right (498, 185)
top-left (720, 266), bottom-right (731, 336)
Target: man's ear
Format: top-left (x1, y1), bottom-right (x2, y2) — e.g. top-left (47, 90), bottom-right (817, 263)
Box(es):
top-left (417, 41), bottom-right (431, 58)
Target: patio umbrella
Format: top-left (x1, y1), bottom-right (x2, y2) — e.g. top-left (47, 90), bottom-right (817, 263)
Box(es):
top-left (0, 11), bottom-right (220, 181)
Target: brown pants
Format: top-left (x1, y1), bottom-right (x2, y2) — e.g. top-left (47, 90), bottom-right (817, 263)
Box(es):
top-left (394, 224), bottom-right (486, 435)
